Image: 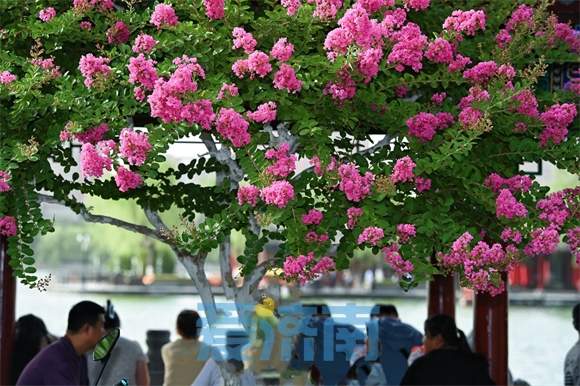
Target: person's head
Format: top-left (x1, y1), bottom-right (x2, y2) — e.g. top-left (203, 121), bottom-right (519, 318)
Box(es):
top-left (423, 314), bottom-right (470, 353)
top-left (176, 310), bottom-right (201, 339)
top-left (66, 301), bottom-right (106, 351)
top-left (573, 303), bottom-right (579, 333)
top-left (370, 304), bottom-right (398, 320)
top-left (105, 311), bottom-right (120, 331)
top-left (11, 315), bottom-right (51, 383)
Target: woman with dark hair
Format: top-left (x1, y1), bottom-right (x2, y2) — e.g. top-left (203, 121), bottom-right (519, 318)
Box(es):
top-left (400, 314), bottom-right (495, 385)
top-left (10, 314), bottom-right (56, 385)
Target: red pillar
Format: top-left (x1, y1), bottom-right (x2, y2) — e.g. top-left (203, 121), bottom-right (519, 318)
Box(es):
top-left (428, 272), bottom-right (455, 318)
top-left (474, 275), bottom-right (508, 386)
top-left (0, 237), bottom-right (16, 384)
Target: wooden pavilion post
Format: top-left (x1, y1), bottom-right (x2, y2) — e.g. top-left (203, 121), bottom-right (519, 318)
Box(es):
top-left (0, 236), bottom-right (16, 384)
top-left (428, 255), bottom-right (455, 318)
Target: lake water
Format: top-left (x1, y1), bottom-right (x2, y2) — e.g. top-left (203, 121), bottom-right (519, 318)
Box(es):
top-left (16, 285), bottom-right (577, 385)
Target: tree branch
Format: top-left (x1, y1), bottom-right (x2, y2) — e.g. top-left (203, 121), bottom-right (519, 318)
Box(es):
top-left (36, 194), bottom-right (166, 242)
top-left (263, 122), bottom-right (298, 152)
top-left (219, 237), bottom-right (236, 299)
top-left (200, 132), bottom-right (244, 184)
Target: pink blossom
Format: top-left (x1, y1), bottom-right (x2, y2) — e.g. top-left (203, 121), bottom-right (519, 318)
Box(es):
top-left (496, 189), bottom-right (528, 219)
top-left (338, 163), bottom-right (374, 202)
top-left (458, 86), bottom-right (490, 110)
top-left (203, 0), bottom-right (225, 20)
top-left (265, 143), bottom-right (297, 178)
top-left (484, 173), bottom-right (532, 194)
top-left (79, 21), bottom-right (93, 30)
top-left (80, 142), bottom-right (113, 178)
top-left (115, 166), bottom-right (143, 192)
top-left (237, 185), bottom-right (260, 206)
top-left (232, 59), bottom-right (250, 78)
top-left (73, 0), bottom-right (114, 12)
top-left (31, 57), bottom-right (61, 78)
top-left (415, 176), bottom-right (431, 192)
top-left (537, 191), bottom-right (570, 228)
top-left (497, 64), bottom-right (516, 80)
top-left (391, 156), bottom-right (415, 184)
top-left (524, 226), bottom-right (560, 257)
top-left (566, 227), bottom-right (580, 264)
top-left (134, 87), bottom-right (146, 101)
top-left (0, 71), bottom-right (17, 85)
top-left (397, 224), bottom-right (416, 243)
top-left (283, 252), bottom-right (314, 277)
top-left (554, 23), bottom-right (580, 53)
top-left (78, 54), bottom-right (111, 88)
top-left (324, 69), bottom-right (356, 101)
top-left (440, 232), bottom-right (473, 267)
top-left (312, 256), bottom-right (336, 275)
top-left (181, 99), bottom-right (215, 130)
top-left (346, 207), bottom-right (363, 229)
top-left (310, 156), bottom-right (323, 176)
top-left (271, 38), bottom-right (294, 62)
top-left (338, 4), bottom-right (377, 47)
top-left (216, 108), bottom-right (251, 148)
top-left (281, 0), bottom-right (301, 16)
top-left (302, 209), bottom-right (324, 225)
top-left (406, 112), bottom-right (453, 141)
top-left (384, 244), bottom-right (414, 276)
top-left (512, 90), bottom-right (539, 118)
top-left (0, 171), bottom-right (11, 192)
top-left (382, 8), bottom-right (407, 32)
top-left (119, 129), bottom-right (151, 166)
top-left (463, 60), bottom-right (497, 84)
top-left (232, 27), bottom-right (257, 54)
top-left (387, 23), bottom-right (428, 72)
top-left (425, 38), bottom-right (454, 64)
top-left (539, 103), bottom-right (577, 147)
top-left (106, 21), bottom-right (130, 45)
top-left (395, 85), bottom-right (408, 98)
top-left (273, 64), bottom-right (302, 93)
top-left (431, 92), bottom-right (447, 105)
top-left (357, 47), bottom-right (383, 82)
top-left (150, 4), bottom-right (179, 29)
top-left (505, 5), bottom-right (534, 32)
top-left (0, 216), bottom-right (17, 237)
top-left (75, 123), bottom-right (109, 144)
top-left (513, 122), bottom-right (527, 133)
top-left (128, 54), bottom-right (158, 90)
top-left (247, 51), bottom-right (272, 78)
top-left (403, 0), bottom-right (429, 11)
top-left (247, 102), bottom-right (277, 123)
top-left (324, 28), bottom-right (353, 60)
top-left (496, 29), bottom-right (512, 48)
top-left (132, 34), bottom-right (157, 54)
top-left (458, 107), bottom-right (482, 128)
top-left (261, 180), bottom-right (295, 208)
top-left (357, 226), bottom-right (384, 246)
top-left (448, 54), bottom-right (471, 72)
top-left (38, 7), bottom-right (56, 22)
top-left (313, 0), bottom-right (344, 20)
top-left (217, 83), bottom-right (239, 100)
top-left (442, 9), bottom-right (486, 37)
top-left (356, 0), bottom-right (394, 13)
top-left (500, 228), bottom-right (522, 244)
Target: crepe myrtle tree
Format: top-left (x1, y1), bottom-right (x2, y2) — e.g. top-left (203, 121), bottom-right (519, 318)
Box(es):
top-left (0, 0), bottom-right (579, 324)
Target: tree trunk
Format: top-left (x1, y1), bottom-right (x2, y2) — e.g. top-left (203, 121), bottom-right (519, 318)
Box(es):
top-left (178, 254), bottom-right (221, 325)
top-left (473, 276), bottom-right (508, 386)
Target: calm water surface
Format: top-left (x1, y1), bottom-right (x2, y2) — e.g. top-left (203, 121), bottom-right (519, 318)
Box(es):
top-left (17, 286), bottom-right (576, 385)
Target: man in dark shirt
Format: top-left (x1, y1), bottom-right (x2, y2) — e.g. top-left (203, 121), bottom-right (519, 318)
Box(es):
top-left (17, 301), bottom-right (106, 386)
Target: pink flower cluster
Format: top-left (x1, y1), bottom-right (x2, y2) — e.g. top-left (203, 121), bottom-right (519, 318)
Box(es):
top-left (128, 54), bottom-right (158, 90)
top-left (496, 189), bottom-right (528, 219)
top-left (357, 47), bottom-right (383, 82)
top-left (150, 4), bottom-right (179, 29)
top-left (312, 256), bottom-right (336, 276)
top-left (0, 216), bottom-right (17, 237)
top-left (554, 22), bottom-right (580, 53)
top-left (80, 141), bottom-right (114, 178)
top-left (425, 38), bottom-right (454, 64)
top-left (442, 9), bottom-right (486, 37)
top-left (305, 231), bottom-right (330, 244)
top-left (538, 103), bottom-right (577, 147)
top-left (119, 129), bottom-right (151, 166)
top-left (204, 0), bottom-right (225, 20)
top-left (247, 102), bottom-right (277, 123)
top-left (397, 224), bottom-right (416, 243)
top-left (78, 54), bottom-right (111, 88)
top-left (216, 108), bottom-right (250, 148)
top-left (357, 0), bottom-right (394, 14)
top-left (458, 107), bottom-right (482, 128)
top-left (324, 69), bottom-right (356, 102)
top-left (523, 226), bottom-right (560, 257)
top-left (383, 244), bottom-right (414, 276)
top-left (232, 51), bottom-right (272, 79)
top-left (567, 227), bottom-right (580, 264)
top-left (512, 90), bottom-right (539, 118)
top-left (390, 156), bottom-right (415, 184)
top-left (281, 0), bottom-right (301, 16)
top-left (463, 61), bottom-right (498, 84)
top-left (484, 173), bottom-right (532, 194)
top-left (74, 123), bottom-right (109, 144)
top-left (415, 176), bottom-right (431, 192)
top-left (537, 188), bottom-right (577, 229)
top-left (38, 7), bottom-right (56, 22)
top-left (387, 23), bottom-right (428, 72)
top-left (107, 21), bottom-right (130, 45)
top-left (273, 64), bottom-right (302, 93)
top-left (132, 34), bottom-right (157, 54)
top-left (31, 57), bottom-right (61, 78)
top-left (302, 209), bottom-right (324, 225)
top-left (115, 165), bottom-right (143, 192)
top-left (500, 228), bottom-right (522, 244)
top-left (505, 4), bottom-right (534, 32)
top-left (217, 83), bottom-right (239, 100)
top-left (265, 143), bottom-right (297, 178)
top-left (0, 71), bottom-right (16, 85)
top-left (357, 226), bottom-right (384, 246)
top-left (80, 21), bottom-right (93, 30)
top-left (261, 180), bottom-right (295, 208)
top-left (283, 253), bottom-right (335, 283)
top-left (237, 184), bottom-right (260, 206)
top-left (431, 92), bottom-right (447, 105)
top-left (338, 163), bottom-right (374, 202)
top-left (232, 27), bottom-right (257, 54)
top-left (0, 171), bottom-right (11, 192)
top-left (406, 112), bottom-right (454, 141)
top-left (309, 156), bottom-right (337, 177)
top-left (403, 0), bottom-right (429, 11)
top-left (73, 0), bottom-right (113, 12)
top-left (283, 252), bottom-right (313, 276)
top-left (271, 38), bottom-right (294, 62)
top-left (313, 0), bottom-right (344, 20)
